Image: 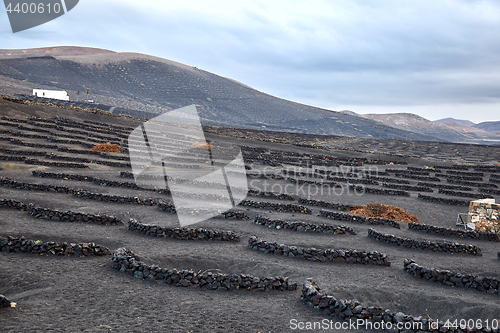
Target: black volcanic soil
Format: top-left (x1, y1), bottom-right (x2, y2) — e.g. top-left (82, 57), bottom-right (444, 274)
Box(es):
top-left (0, 100), bottom-right (499, 332)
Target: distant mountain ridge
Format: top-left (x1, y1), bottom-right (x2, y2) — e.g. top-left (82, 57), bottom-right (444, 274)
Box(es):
top-left (434, 117), bottom-right (476, 127)
top-left (356, 113), bottom-right (500, 145)
top-left (0, 46), bottom-right (441, 142)
top-left (0, 46), bottom-right (497, 144)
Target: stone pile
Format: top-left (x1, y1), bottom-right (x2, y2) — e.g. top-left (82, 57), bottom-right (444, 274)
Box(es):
top-left (248, 236), bottom-right (390, 266)
top-left (28, 204), bottom-right (123, 225)
top-left (111, 248), bottom-right (297, 291)
top-left (301, 278), bottom-right (456, 333)
top-left (255, 215), bottom-right (357, 235)
top-left (298, 198), bottom-right (353, 211)
top-left (417, 194), bottom-right (469, 206)
top-left (367, 229), bottom-right (482, 255)
top-left (404, 259), bottom-right (499, 294)
top-left (0, 235), bottom-right (110, 256)
top-left (128, 219), bottom-right (240, 241)
top-left (469, 199), bottom-right (500, 234)
top-left (320, 210), bottom-right (401, 229)
top-left (238, 200), bottom-right (312, 214)
top-left (408, 222), bottom-right (499, 242)
top-left (348, 185), bottom-right (410, 196)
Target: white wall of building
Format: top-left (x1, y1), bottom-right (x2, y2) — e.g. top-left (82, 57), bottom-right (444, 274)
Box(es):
top-left (33, 89), bottom-right (69, 101)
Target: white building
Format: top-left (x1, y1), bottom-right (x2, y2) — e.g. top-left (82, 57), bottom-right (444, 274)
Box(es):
top-left (33, 89), bottom-right (69, 101)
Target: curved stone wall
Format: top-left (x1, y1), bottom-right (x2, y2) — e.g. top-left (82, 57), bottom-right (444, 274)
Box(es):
top-left (367, 229), bottom-right (482, 255)
top-left (404, 259), bottom-right (498, 295)
top-left (128, 219), bottom-right (240, 241)
top-left (255, 215), bottom-right (357, 235)
top-left (248, 236), bottom-right (390, 266)
top-left (111, 248), bottom-right (297, 291)
top-left (408, 222), bottom-right (499, 242)
top-left (0, 235), bottom-right (110, 256)
top-left (320, 210), bottom-right (401, 229)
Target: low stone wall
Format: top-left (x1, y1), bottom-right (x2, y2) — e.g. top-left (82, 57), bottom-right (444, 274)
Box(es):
top-left (0, 155), bottom-right (26, 161)
top-left (320, 210), bottom-right (401, 229)
top-left (395, 174), bottom-right (441, 182)
top-left (128, 219), bottom-right (240, 241)
top-left (301, 278), bottom-right (458, 333)
top-left (348, 185), bottom-right (410, 197)
top-left (0, 177), bottom-right (158, 206)
top-left (0, 148), bottom-right (46, 156)
top-left (474, 165), bottom-right (500, 173)
top-left (434, 164), bottom-right (470, 170)
top-left (448, 178), bottom-right (498, 188)
top-left (24, 158), bottom-right (89, 168)
top-left (382, 183), bottom-right (433, 192)
top-left (28, 204), bottom-right (123, 225)
top-left (238, 200), bottom-right (312, 214)
top-left (408, 222), bottom-right (499, 242)
top-left (247, 189), bottom-right (295, 201)
top-left (298, 198), bottom-right (353, 211)
top-left (32, 170), bottom-right (171, 195)
top-left (0, 199), bottom-right (29, 211)
top-left (218, 210), bottom-right (250, 220)
top-left (7, 138), bottom-right (57, 149)
top-left (438, 188), bottom-right (486, 199)
top-left (255, 215), bottom-right (357, 235)
top-left (447, 170), bottom-right (484, 177)
top-left (417, 193), bottom-right (469, 206)
top-left (111, 248), bottom-right (296, 291)
top-left (0, 235), bottom-right (110, 256)
top-left (157, 200), bottom-right (177, 213)
top-left (364, 175), bottom-right (410, 184)
top-left (417, 182), bottom-right (473, 191)
top-left (480, 188), bottom-right (500, 196)
top-left (286, 177), bottom-right (338, 188)
top-left (404, 259), bottom-right (498, 295)
top-left (367, 229), bottom-right (482, 255)
top-left (445, 175), bottom-right (483, 181)
top-left (248, 236), bottom-right (390, 266)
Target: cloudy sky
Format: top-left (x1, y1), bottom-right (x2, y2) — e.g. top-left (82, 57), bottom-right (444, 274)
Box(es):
top-left (1, 0), bottom-right (500, 122)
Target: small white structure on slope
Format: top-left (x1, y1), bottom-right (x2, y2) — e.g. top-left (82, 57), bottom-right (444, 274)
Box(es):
top-left (33, 89), bottom-right (69, 101)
